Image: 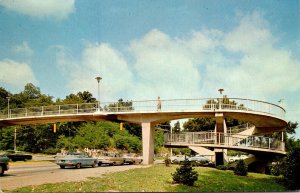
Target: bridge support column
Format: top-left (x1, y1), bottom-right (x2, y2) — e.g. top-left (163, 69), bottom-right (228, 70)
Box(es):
top-left (214, 113), bottom-right (228, 165)
top-left (142, 122), bottom-right (155, 165)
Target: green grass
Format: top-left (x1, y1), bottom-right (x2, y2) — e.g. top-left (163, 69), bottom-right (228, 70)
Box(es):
top-left (8, 165), bottom-right (286, 192)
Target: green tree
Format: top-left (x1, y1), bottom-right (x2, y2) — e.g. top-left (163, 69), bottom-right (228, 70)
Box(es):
top-left (173, 121), bottom-right (181, 133)
top-left (0, 87), bottom-right (11, 110)
top-left (0, 127), bottom-right (14, 150)
top-left (281, 145), bottom-right (300, 190)
top-left (183, 118), bottom-right (215, 132)
top-left (172, 159), bottom-right (199, 186)
top-left (105, 98), bottom-right (133, 111)
top-left (234, 159), bottom-right (248, 176)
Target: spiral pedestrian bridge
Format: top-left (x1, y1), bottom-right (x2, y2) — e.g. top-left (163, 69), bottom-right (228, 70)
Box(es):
top-left (0, 98), bottom-right (287, 166)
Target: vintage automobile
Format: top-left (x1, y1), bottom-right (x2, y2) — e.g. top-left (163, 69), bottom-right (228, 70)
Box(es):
top-left (0, 155), bottom-right (10, 176)
top-left (228, 154), bottom-right (248, 163)
top-left (97, 152), bottom-right (125, 166)
top-left (188, 155), bottom-right (211, 166)
top-left (122, 153), bottom-right (143, 165)
top-left (4, 150), bottom-right (32, 161)
top-left (169, 155), bottom-right (188, 164)
top-left (56, 152), bottom-right (98, 169)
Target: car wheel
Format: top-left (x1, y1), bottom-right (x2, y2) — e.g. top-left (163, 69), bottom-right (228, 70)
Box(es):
top-left (60, 165), bottom-right (65, 169)
top-left (0, 165), bottom-right (4, 176)
top-left (76, 163), bottom-right (81, 169)
top-left (92, 162), bottom-right (96, 168)
top-left (98, 162), bottom-right (102, 167)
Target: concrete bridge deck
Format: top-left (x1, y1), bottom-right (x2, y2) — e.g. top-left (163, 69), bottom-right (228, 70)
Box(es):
top-left (0, 98), bottom-right (287, 164)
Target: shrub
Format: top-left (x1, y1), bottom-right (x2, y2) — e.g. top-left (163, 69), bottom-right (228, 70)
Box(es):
top-left (234, 159), bottom-right (248, 176)
top-left (172, 159), bottom-right (199, 186)
top-left (216, 164), bottom-right (228, 170)
top-left (270, 162), bottom-right (282, 176)
top-left (164, 156), bottom-right (171, 167)
top-left (281, 146), bottom-right (300, 190)
top-left (42, 147), bottom-right (60, 155)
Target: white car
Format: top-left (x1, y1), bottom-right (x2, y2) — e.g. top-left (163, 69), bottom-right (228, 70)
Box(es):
top-left (169, 155), bottom-right (188, 164)
top-left (228, 155), bottom-right (248, 162)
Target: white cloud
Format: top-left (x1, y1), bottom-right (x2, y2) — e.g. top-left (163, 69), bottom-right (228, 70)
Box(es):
top-left (0, 59), bottom-right (37, 88)
top-left (0, 0), bottom-right (75, 20)
top-left (203, 12), bottom-right (300, 99)
top-left (57, 43), bottom-right (133, 101)
top-left (12, 41), bottom-right (34, 56)
top-left (129, 29), bottom-right (202, 99)
top-left (57, 11), bottom-right (300, 110)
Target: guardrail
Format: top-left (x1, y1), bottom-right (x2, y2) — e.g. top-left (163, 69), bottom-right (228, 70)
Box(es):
top-left (0, 98), bottom-right (285, 120)
top-left (164, 132), bottom-right (285, 152)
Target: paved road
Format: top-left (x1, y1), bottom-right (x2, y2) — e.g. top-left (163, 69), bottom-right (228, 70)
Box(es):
top-left (0, 161), bottom-right (150, 191)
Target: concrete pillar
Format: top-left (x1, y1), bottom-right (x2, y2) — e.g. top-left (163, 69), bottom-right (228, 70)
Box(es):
top-left (214, 113), bottom-right (228, 165)
top-left (142, 122), bottom-right (155, 165)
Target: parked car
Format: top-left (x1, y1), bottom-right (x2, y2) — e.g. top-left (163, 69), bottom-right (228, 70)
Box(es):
top-left (97, 152), bottom-right (125, 166)
top-left (0, 155), bottom-right (10, 176)
top-left (188, 155), bottom-right (210, 166)
top-left (170, 155), bottom-right (188, 164)
top-left (56, 152), bottom-right (98, 169)
top-left (122, 153), bottom-right (143, 165)
top-left (4, 150), bottom-right (32, 161)
top-left (228, 155), bottom-right (248, 163)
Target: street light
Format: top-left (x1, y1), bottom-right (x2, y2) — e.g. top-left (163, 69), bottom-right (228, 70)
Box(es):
top-left (218, 88), bottom-right (224, 109)
top-left (218, 88), bottom-right (224, 95)
top-left (95, 76), bottom-right (102, 112)
top-left (6, 96), bottom-right (10, 118)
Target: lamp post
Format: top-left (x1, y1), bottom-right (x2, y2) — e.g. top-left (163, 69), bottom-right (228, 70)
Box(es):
top-left (95, 76), bottom-right (102, 112)
top-left (6, 96), bottom-right (10, 118)
top-left (218, 88), bottom-right (224, 109)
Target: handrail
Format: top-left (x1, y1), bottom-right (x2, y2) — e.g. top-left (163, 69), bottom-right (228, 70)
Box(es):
top-left (0, 98), bottom-right (285, 120)
top-left (164, 132), bottom-right (285, 152)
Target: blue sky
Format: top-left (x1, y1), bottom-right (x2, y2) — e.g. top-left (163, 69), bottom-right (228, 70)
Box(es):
top-left (0, 0), bottom-right (300, 137)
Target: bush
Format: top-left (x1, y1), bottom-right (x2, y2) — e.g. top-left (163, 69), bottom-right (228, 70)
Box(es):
top-left (270, 162), bottom-right (282, 176)
top-left (234, 159), bottom-right (248, 176)
top-left (164, 156), bottom-right (171, 167)
top-left (281, 146), bottom-right (300, 190)
top-left (216, 164), bottom-right (228, 170)
top-left (42, 147), bottom-right (60, 155)
top-left (172, 159), bottom-right (199, 186)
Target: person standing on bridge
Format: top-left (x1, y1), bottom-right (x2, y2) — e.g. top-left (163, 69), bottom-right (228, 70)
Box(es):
top-left (157, 96), bottom-right (161, 111)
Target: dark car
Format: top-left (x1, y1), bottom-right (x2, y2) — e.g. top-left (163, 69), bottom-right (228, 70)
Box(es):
top-left (4, 150), bottom-right (32, 161)
top-left (0, 155), bottom-right (10, 176)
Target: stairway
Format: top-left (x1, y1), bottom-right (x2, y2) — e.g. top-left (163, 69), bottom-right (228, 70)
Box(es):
top-left (188, 146), bottom-right (215, 162)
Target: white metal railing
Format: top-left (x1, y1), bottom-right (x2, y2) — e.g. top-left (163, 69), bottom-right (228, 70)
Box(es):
top-left (164, 132), bottom-right (285, 152)
top-left (0, 98), bottom-right (285, 120)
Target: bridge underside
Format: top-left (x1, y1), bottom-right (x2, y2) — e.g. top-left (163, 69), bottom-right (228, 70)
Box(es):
top-left (164, 143), bottom-right (286, 156)
top-left (0, 108), bottom-right (287, 167)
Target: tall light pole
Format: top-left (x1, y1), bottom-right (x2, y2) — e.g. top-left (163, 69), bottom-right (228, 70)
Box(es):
top-left (6, 96), bottom-right (10, 118)
top-left (218, 88), bottom-right (224, 109)
top-left (95, 76), bottom-right (102, 112)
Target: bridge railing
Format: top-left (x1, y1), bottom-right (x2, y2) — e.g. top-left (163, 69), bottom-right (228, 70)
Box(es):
top-left (164, 132), bottom-right (285, 152)
top-left (0, 98), bottom-right (285, 120)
